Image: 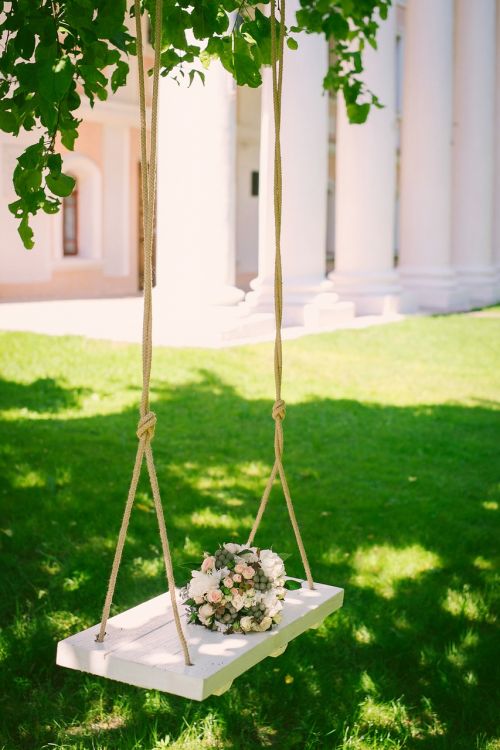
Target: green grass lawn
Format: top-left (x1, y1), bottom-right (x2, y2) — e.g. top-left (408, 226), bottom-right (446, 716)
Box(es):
top-left (0, 313), bottom-right (499, 750)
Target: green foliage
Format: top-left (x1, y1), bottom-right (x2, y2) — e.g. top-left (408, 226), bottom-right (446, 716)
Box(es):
top-left (1, 0), bottom-right (390, 247)
top-left (0, 0), bottom-right (134, 248)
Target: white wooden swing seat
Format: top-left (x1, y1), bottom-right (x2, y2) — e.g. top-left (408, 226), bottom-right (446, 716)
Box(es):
top-left (56, 580), bottom-right (343, 701)
top-left (56, 0), bottom-right (344, 701)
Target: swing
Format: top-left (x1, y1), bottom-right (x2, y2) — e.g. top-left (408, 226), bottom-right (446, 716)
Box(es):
top-left (56, 0), bottom-right (343, 701)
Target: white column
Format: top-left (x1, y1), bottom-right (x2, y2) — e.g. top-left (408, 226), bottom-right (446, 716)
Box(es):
top-left (492, 0), bottom-right (500, 297)
top-left (330, 5), bottom-right (399, 315)
top-left (244, 0), bottom-right (354, 327)
top-left (155, 61), bottom-right (243, 307)
top-left (399, 0), bottom-right (465, 312)
top-left (103, 123), bottom-right (130, 277)
top-left (452, 0), bottom-right (496, 307)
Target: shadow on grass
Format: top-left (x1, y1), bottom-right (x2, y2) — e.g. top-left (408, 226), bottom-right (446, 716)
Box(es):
top-left (0, 372), bottom-right (498, 750)
top-left (0, 376), bottom-right (88, 413)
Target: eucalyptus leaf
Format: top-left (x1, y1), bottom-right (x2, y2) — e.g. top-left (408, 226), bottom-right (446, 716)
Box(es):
top-left (284, 579), bottom-right (303, 591)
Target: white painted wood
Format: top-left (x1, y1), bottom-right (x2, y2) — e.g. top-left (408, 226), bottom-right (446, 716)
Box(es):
top-left (56, 579), bottom-right (343, 701)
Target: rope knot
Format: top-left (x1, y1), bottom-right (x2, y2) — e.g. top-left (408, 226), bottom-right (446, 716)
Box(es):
top-left (272, 399), bottom-right (286, 422)
top-left (137, 411), bottom-right (157, 441)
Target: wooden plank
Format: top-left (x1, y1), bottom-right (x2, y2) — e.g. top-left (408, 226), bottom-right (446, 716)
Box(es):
top-left (56, 579), bottom-right (344, 701)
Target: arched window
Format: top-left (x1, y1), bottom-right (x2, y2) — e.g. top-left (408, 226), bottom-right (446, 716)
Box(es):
top-left (54, 153), bottom-right (102, 263)
top-left (63, 180), bottom-right (78, 256)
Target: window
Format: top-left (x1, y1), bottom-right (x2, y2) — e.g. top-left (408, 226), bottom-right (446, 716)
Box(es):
top-left (62, 181), bottom-right (78, 256)
top-left (251, 170), bottom-right (259, 197)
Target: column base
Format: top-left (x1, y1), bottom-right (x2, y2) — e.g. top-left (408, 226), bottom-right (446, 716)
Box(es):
top-left (329, 270), bottom-right (401, 315)
top-left (455, 266), bottom-right (499, 308)
top-left (243, 276), bottom-right (355, 327)
top-left (400, 268), bottom-right (469, 312)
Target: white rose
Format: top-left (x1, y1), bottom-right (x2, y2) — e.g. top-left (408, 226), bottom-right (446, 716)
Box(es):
top-left (188, 571), bottom-right (219, 599)
top-left (240, 616), bottom-right (254, 633)
top-left (259, 549), bottom-right (285, 581)
top-left (224, 543), bottom-right (242, 554)
top-left (262, 591), bottom-right (282, 617)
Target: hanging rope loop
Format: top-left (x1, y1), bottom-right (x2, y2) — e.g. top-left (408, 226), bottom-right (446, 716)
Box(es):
top-left (95, 0), bottom-right (193, 666)
top-left (137, 411), bottom-right (157, 442)
top-left (272, 399), bottom-right (286, 422)
top-left (246, 0), bottom-right (315, 591)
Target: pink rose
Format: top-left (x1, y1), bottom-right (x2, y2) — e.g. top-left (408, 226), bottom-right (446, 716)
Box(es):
top-left (223, 576), bottom-right (234, 588)
top-left (234, 563), bottom-right (245, 574)
top-left (242, 566), bottom-right (255, 579)
top-left (207, 589), bottom-right (223, 604)
top-left (201, 556), bottom-right (215, 573)
top-left (233, 573), bottom-right (242, 583)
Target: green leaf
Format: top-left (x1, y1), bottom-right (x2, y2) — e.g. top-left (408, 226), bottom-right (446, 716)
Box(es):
top-left (38, 56), bottom-right (74, 102)
top-left (19, 215), bottom-right (34, 250)
top-left (346, 101), bottom-right (370, 124)
top-left (284, 579), bottom-right (302, 590)
top-left (111, 59), bottom-right (129, 92)
top-left (46, 172), bottom-right (76, 197)
top-left (15, 27), bottom-right (36, 60)
top-left (61, 127), bottom-right (78, 151)
top-left (0, 110), bottom-right (17, 133)
top-left (287, 37), bottom-right (298, 51)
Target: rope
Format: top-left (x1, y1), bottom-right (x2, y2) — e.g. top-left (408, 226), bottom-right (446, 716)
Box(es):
top-left (96, 0), bottom-right (192, 667)
top-left (247, 0), bottom-right (314, 590)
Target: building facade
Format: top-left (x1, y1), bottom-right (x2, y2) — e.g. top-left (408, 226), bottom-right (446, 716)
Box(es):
top-left (1, 0), bottom-right (499, 321)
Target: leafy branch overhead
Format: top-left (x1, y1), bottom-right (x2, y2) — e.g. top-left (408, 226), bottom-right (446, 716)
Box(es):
top-left (0, 0), bottom-right (391, 248)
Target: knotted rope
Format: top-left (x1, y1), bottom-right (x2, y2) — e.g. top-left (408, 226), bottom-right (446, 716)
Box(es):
top-left (95, 0), bottom-right (192, 666)
top-left (247, 0), bottom-right (314, 590)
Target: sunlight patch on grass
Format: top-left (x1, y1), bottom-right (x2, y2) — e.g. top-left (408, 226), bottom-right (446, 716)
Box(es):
top-left (131, 556), bottom-right (164, 579)
top-left (183, 535), bottom-right (204, 558)
top-left (62, 570), bottom-right (90, 592)
top-left (45, 610), bottom-right (83, 639)
top-left (356, 695), bottom-right (446, 744)
top-left (446, 629), bottom-right (479, 669)
top-left (152, 713), bottom-right (226, 750)
top-left (10, 468), bottom-right (46, 488)
top-left (358, 696), bottom-right (409, 732)
top-left (354, 624), bottom-right (375, 645)
top-left (359, 671), bottom-right (379, 696)
top-left (350, 544), bottom-right (441, 598)
top-left (442, 585), bottom-right (495, 623)
top-left (180, 507), bottom-right (253, 533)
top-left (474, 556), bottom-right (494, 570)
top-left (65, 715), bottom-right (127, 737)
top-left (482, 500), bottom-right (498, 511)
top-left (321, 546), bottom-right (350, 565)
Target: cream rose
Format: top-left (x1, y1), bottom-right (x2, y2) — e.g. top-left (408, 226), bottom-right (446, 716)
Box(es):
top-left (223, 576), bottom-right (234, 588)
top-left (240, 616), bottom-right (254, 632)
top-left (198, 603), bottom-right (214, 623)
top-left (231, 593), bottom-right (245, 612)
top-left (242, 566), bottom-right (255, 579)
top-left (251, 616), bottom-right (272, 632)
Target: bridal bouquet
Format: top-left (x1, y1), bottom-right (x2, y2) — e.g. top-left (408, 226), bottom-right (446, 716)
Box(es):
top-left (183, 543), bottom-right (298, 634)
